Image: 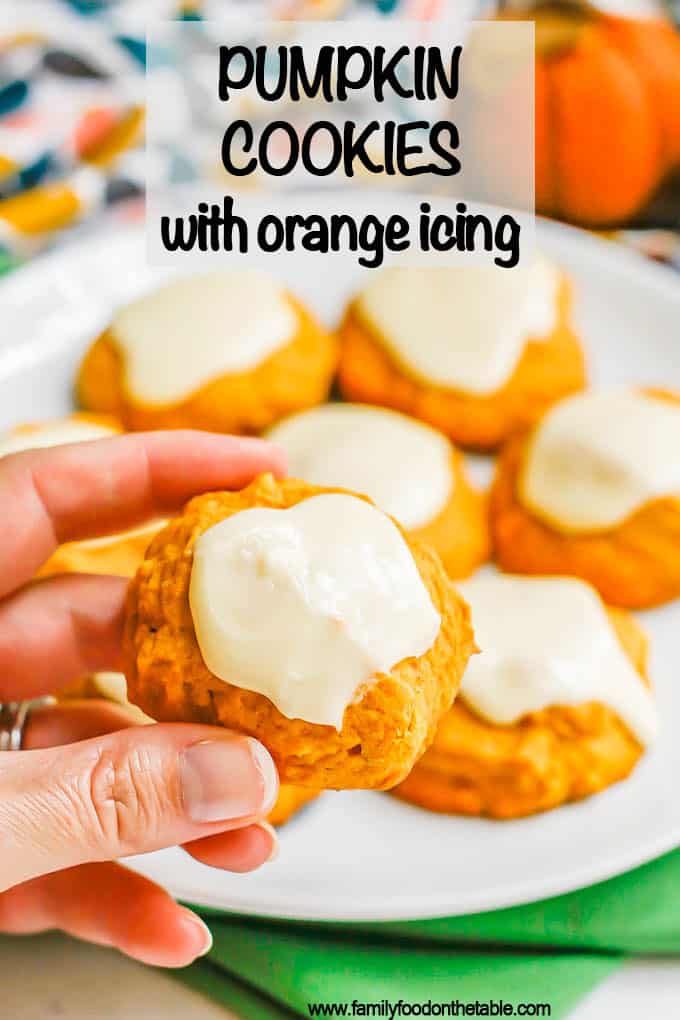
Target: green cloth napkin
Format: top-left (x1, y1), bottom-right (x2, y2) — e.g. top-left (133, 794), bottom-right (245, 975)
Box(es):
top-left (180, 938), bottom-right (614, 1019)
top-left (173, 846), bottom-right (680, 1017)
top-left (0, 250), bottom-right (21, 277)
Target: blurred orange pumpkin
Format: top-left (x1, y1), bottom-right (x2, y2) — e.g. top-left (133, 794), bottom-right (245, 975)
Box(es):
top-left (505, 2), bottom-right (680, 226)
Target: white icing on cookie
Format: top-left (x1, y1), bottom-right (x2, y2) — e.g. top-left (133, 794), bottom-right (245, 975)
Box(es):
top-left (189, 494), bottom-right (441, 729)
top-left (521, 390), bottom-right (680, 531)
top-left (458, 573), bottom-right (657, 747)
top-left (355, 256), bottom-right (560, 395)
top-left (111, 271), bottom-right (297, 405)
top-left (269, 404), bottom-right (453, 529)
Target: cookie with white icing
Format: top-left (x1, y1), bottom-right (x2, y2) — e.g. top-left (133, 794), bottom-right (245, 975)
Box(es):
top-left (269, 404), bottom-right (488, 578)
top-left (394, 573), bottom-right (655, 819)
top-left (77, 271), bottom-right (337, 434)
top-left (0, 413), bottom-right (119, 456)
top-left (123, 473), bottom-right (475, 789)
top-left (338, 256), bottom-right (585, 451)
top-left (491, 389), bottom-right (680, 607)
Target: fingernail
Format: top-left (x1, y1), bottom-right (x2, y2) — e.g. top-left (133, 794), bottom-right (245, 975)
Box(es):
top-left (180, 909), bottom-right (213, 958)
top-left (181, 737), bottom-right (278, 823)
top-left (256, 820), bottom-right (280, 862)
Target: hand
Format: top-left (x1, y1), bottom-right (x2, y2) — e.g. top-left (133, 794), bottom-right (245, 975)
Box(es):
top-left (0, 430), bottom-right (285, 967)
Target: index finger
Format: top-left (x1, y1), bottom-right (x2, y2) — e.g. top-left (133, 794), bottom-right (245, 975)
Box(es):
top-left (0, 430), bottom-right (286, 598)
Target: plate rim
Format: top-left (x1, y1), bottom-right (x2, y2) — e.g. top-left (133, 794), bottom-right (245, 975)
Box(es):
top-left (126, 820), bottom-right (680, 921)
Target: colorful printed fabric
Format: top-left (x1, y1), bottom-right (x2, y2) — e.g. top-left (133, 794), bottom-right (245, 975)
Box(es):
top-left (1, 0), bottom-right (679, 275)
top-left (0, 0), bottom-right (420, 271)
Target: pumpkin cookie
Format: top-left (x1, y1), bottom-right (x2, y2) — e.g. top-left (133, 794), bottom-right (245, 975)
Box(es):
top-left (0, 412), bottom-right (121, 454)
top-left (338, 256), bottom-right (585, 451)
top-left (491, 389), bottom-right (680, 608)
top-left (0, 414), bottom-right (164, 578)
top-left (60, 672), bottom-right (155, 725)
top-left (269, 404), bottom-right (488, 578)
top-left (124, 474), bottom-right (474, 789)
top-left (41, 519), bottom-right (166, 579)
top-left (267, 785), bottom-right (320, 826)
top-left (394, 574), bottom-right (657, 819)
top-left (77, 270), bottom-right (337, 434)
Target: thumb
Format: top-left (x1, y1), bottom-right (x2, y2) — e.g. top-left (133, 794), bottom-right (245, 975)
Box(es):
top-left (0, 723), bottom-right (278, 892)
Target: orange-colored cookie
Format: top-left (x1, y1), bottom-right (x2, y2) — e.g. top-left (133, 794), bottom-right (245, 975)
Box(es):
top-left (39, 520), bottom-right (166, 579)
top-left (268, 404), bottom-right (489, 579)
top-left (394, 608), bottom-right (649, 819)
top-left (338, 275), bottom-right (585, 451)
top-left (58, 673), bottom-right (115, 703)
top-left (123, 474), bottom-right (475, 790)
top-left (268, 786), bottom-right (320, 826)
top-left (58, 672), bottom-right (154, 725)
top-left (0, 414), bottom-right (162, 579)
top-left (490, 397), bottom-right (680, 609)
top-left (1, 412), bottom-right (121, 447)
top-left (411, 454), bottom-right (489, 579)
top-left (77, 292), bottom-right (337, 435)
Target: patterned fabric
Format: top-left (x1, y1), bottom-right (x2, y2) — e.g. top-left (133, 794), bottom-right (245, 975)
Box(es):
top-left (0, 0), bottom-right (678, 275)
top-left (0, 0), bottom-right (425, 274)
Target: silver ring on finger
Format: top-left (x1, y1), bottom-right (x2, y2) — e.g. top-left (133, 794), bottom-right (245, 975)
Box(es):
top-left (0, 697), bottom-right (56, 752)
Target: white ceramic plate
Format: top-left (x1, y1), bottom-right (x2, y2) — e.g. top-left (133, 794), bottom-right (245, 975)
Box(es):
top-left (2, 214), bottom-right (680, 922)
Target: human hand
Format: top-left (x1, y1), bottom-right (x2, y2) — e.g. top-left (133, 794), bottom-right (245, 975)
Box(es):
top-left (0, 430), bottom-right (285, 966)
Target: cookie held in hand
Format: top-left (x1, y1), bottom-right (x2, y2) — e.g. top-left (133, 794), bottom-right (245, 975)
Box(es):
top-left (123, 474), bottom-right (475, 789)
